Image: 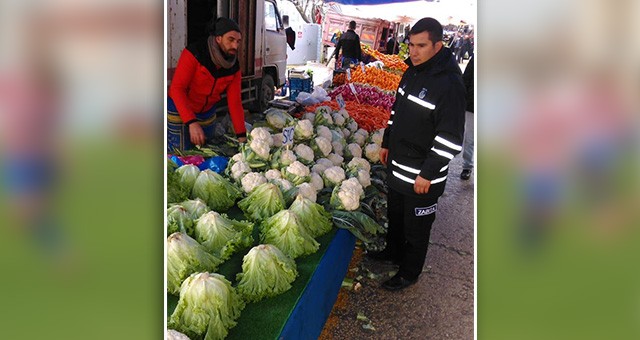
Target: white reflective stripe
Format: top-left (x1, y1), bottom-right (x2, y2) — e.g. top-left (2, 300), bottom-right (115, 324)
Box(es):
top-left (434, 136), bottom-right (462, 151)
top-left (439, 165), bottom-right (449, 172)
top-left (430, 176), bottom-right (447, 184)
top-left (407, 94), bottom-right (436, 110)
top-left (431, 147), bottom-right (454, 160)
top-left (392, 160), bottom-right (420, 174)
top-left (392, 171), bottom-right (415, 184)
top-left (387, 120), bottom-right (393, 125)
top-left (398, 87), bottom-right (405, 96)
top-left (391, 110), bottom-right (395, 115)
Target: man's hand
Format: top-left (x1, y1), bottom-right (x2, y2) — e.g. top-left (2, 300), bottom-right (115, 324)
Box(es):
top-left (414, 175), bottom-right (431, 195)
top-left (237, 136), bottom-right (247, 143)
top-left (189, 123), bottom-right (206, 146)
top-left (379, 148), bottom-right (389, 166)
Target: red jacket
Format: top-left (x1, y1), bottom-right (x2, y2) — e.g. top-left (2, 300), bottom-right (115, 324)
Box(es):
top-left (169, 39), bottom-right (246, 137)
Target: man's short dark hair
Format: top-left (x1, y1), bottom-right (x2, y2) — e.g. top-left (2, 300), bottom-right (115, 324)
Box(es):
top-left (349, 21), bottom-right (356, 30)
top-left (409, 17), bottom-right (443, 44)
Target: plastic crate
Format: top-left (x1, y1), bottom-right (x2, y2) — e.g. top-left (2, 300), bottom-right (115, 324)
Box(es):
top-left (289, 77), bottom-right (313, 101)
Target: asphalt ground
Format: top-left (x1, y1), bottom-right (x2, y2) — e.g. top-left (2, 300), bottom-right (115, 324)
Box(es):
top-left (319, 111), bottom-right (475, 339)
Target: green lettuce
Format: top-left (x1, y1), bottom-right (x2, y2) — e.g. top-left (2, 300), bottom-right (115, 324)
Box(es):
top-left (192, 169), bottom-right (242, 212)
top-left (179, 198), bottom-right (210, 219)
top-left (238, 182), bottom-right (286, 221)
top-left (236, 244), bottom-right (298, 302)
top-left (167, 205), bottom-right (194, 236)
top-left (168, 161), bottom-right (190, 205)
top-left (167, 232), bottom-right (222, 295)
top-left (260, 210), bottom-right (319, 259)
top-left (194, 211), bottom-right (254, 261)
top-left (289, 195), bottom-right (333, 238)
top-left (168, 272), bottom-right (245, 340)
top-left (176, 164), bottom-right (200, 192)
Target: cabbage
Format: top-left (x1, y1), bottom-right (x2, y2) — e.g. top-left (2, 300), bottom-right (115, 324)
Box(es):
top-left (167, 232), bottom-right (222, 295)
top-left (179, 198), bottom-right (210, 219)
top-left (238, 183), bottom-right (286, 221)
top-left (167, 205), bottom-right (194, 236)
top-left (176, 164), bottom-right (200, 192)
top-left (236, 244), bottom-right (298, 302)
top-left (260, 210), bottom-right (319, 259)
top-left (192, 170), bottom-right (242, 212)
top-left (168, 272), bottom-right (245, 340)
top-left (289, 195), bottom-right (333, 238)
top-left (194, 211), bottom-right (254, 261)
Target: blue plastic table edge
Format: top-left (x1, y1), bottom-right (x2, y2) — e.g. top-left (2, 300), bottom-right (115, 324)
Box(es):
top-left (278, 228), bottom-right (356, 339)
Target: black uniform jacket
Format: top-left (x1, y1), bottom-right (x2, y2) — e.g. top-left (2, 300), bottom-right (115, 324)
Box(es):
top-left (382, 46), bottom-right (466, 198)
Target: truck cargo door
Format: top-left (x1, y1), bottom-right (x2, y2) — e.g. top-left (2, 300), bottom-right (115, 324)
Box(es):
top-left (263, 0), bottom-right (286, 86)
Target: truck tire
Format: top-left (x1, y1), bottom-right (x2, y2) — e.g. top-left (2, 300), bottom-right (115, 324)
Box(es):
top-left (259, 74), bottom-right (275, 113)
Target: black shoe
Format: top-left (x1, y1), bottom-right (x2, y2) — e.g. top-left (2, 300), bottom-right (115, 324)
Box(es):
top-left (382, 273), bottom-right (418, 291)
top-left (460, 169), bottom-right (472, 180)
top-left (366, 250), bottom-right (400, 265)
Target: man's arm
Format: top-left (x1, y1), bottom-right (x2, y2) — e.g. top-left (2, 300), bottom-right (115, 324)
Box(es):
top-left (225, 70), bottom-right (247, 140)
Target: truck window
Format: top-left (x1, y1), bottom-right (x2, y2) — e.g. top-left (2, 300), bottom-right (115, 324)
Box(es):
top-left (265, 1), bottom-right (280, 32)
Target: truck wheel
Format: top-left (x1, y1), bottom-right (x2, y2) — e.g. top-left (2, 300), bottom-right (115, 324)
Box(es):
top-left (259, 74), bottom-right (275, 113)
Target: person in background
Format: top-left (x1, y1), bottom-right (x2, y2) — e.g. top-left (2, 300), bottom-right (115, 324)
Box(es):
top-left (168, 17), bottom-right (247, 149)
top-left (369, 17), bottom-right (466, 291)
top-left (386, 30), bottom-right (399, 55)
top-left (460, 55), bottom-right (475, 180)
top-left (330, 20), bottom-right (362, 69)
top-left (283, 15), bottom-right (296, 51)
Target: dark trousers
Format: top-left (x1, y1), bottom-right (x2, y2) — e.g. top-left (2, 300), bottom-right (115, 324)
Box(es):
top-left (386, 189), bottom-right (439, 280)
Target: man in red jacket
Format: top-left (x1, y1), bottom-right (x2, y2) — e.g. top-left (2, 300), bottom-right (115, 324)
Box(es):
top-left (169, 17), bottom-right (247, 147)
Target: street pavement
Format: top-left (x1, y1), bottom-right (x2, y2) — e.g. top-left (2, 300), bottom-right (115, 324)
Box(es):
top-left (319, 115), bottom-right (475, 339)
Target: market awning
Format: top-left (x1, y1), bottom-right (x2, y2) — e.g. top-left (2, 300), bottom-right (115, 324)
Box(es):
top-left (330, 0), bottom-right (421, 4)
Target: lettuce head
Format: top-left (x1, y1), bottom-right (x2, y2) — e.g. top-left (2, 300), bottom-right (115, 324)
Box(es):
top-left (236, 244), bottom-right (298, 302)
top-left (167, 232), bottom-right (222, 295)
top-left (260, 210), bottom-right (319, 259)
top-left (194, 211), bottom-right (254, 261)
top-left (192, 169), bottom-right (242, 212)
top-left (238, 182), bottom-right (286, 221)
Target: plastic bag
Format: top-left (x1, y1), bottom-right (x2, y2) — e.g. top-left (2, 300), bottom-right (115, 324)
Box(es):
top-left (310, 86), bottom-right (331, 103)
top-left (295, 91), bottom-right (317, 106)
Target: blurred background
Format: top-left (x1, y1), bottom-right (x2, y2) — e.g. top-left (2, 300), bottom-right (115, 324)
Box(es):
top-left (478, 0), bottom-right (640, 339)
top-left (0, 0), bottom-right (162, 338)
top-left (0, 0), bottom-right (637, 339)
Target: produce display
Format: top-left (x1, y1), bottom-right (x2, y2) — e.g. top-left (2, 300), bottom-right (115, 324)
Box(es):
top-left (305, 101), bottom-right (390, 132)
top-left (349, 65), bottom-right (402, 92)
top-left (166, 103), bottom-right (390, 338)
top-left (329, 83), bottom-right (396, 112)
top-left (361, 43), bottom-right (409, 72)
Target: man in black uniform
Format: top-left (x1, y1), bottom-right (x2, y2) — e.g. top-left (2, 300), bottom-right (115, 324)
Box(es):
top-left (370, 17), bottom-right (466, 291)
top-left (330, 20), bottom-right (362, 68)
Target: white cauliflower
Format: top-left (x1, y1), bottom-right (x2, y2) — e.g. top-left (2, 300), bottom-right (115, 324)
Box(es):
top-left (250, 127), bottom-right (274, 146)
top-left (309, 172), bottom-right (324, 191)
top-left (294, 119), bottom-right (314, 141)
top-left (331, 112), bottom-right (346, 127)
top-left (231, 161), bottom-right (252, 181)
top-left (348, 157), bottom-right (372, 173)
top-left (337, 108), bottom-right (350, 120)
top-left (347, 118), bottom-right (359, 132)
top-left (294, 144), bottom-right (314, 164)
top-left (270, 178), bottom-right (294, 192)
top-left (283, 160), bottom-right (311, 186)
top-left (356, 168), bottom-right (371, 188)
top-left (311, 158), bottom-right (333, 174)
top-left (314, 111), bottom-right (334, 126)
top-left (342, 128), bottom-right (351, 139)
top-left (286, 161), bottom-right (311, 178)
top-left (341, 177), bottom-right (364, 199)
top-left (313, 136), bottom-right (333, 157)
top-left (331, 129), bottom-right (345, 142)
top-left (314, 105), bottom-right (332, 116)
top-left (323, 166), bottom-right (346, 187)
top-left (316, 125), bottom-right (332, 141)
top-left (296, 183), bottom-right (317, 203)
top-left (302, 112), bottom-right (316, 121)
top-left (231, 152), bottom-right (245, 163)
top-left (364, 143), bottom-right (381, 163)
top-left (345, 143), bottom-right (363, 159)
top-left (272, 133), bottom-right (284, 147)
top-left (264, 169), bottom-right (282, 180)
top-left (280, 149), bottom-right (298, 166)
top-left (250, 138), bottom-right (271, 160)
top-left (351, 129), bottom-right (368, 146)
top-left (327, 153), bottom-right (344, 167)
top-left (331, 141), bottom-right (344, 156)
top-left (370, 128), bottom-right (385, 145)
top-left (241, 172), bottom-right (267, 193)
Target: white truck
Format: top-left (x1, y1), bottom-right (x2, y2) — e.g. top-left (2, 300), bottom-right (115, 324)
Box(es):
top-left (167, 0), bottom-right (287, 112)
